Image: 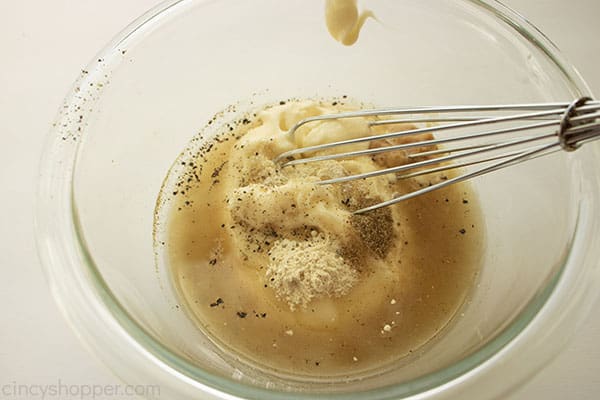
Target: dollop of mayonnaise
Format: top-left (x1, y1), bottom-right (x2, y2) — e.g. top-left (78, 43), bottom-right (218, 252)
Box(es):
top-left (325, 0), bottom-right (374, 46)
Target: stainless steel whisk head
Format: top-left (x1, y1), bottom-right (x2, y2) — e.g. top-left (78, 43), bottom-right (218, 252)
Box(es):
top-left (275, 97), bottom-right (600, 214)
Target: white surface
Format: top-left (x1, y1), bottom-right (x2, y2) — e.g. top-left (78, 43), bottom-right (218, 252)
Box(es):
top-left (1, 1), bottom-right (599, 399)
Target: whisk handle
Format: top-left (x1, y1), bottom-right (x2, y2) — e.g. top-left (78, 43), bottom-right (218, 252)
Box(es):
top-left (560, 97), bottom-right (600, 151)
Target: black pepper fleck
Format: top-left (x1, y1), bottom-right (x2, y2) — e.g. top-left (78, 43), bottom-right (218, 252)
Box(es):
top-left (209, 298), bottom-right (224, 307)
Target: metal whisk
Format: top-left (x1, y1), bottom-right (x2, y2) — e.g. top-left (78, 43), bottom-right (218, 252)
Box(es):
top-left (275, 97), bottom-right (600, 214)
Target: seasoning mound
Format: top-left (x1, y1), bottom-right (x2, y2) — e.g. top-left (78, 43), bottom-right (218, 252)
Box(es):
top-left (266, 234), bottom-right (358, 310)
top-left (223, 101), bottom-right (398, 310)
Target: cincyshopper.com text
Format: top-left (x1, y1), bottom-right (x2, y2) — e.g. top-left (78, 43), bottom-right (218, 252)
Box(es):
top-left (1, 380), bottom-right (160, 399)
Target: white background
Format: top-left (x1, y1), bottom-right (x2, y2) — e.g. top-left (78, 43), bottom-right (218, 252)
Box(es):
top-left (1, 1), bottom-right (599, 399)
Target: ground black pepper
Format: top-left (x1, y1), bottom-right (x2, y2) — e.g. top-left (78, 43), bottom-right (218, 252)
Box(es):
top-left (209, 298), bottom-right (224, 307)
top-left (211, 161), bottom-right (226, 178)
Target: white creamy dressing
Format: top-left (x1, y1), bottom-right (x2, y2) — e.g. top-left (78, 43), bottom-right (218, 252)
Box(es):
top-left (325, 0), bottom-right (374, 45)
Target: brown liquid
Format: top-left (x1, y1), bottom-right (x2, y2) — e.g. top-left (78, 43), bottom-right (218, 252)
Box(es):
top-left (162, 102), bottom-right (485, 376)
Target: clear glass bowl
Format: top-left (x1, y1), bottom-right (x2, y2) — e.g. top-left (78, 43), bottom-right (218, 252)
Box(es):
top-left (36, 1), bottom-right (600, 399)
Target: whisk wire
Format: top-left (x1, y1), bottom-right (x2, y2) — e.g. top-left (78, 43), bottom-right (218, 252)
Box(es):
top-left (276, 107), bottom-right (571, 163)
top-left (354, 142), bottom-right (558, 214)
top-left (281, 119), bottom-right (559, 167)
top-left (397, 144), bottom-right (555, 180)
top-left (276, 97), bottom-right (600, 213)
top-left (317, 131), bottom-right (555, 185)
